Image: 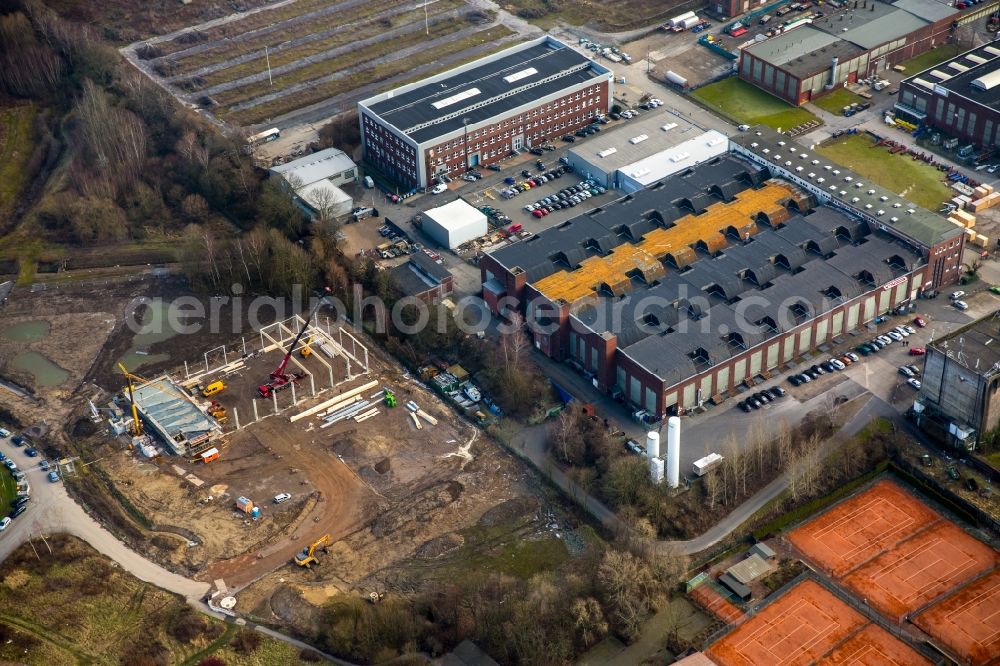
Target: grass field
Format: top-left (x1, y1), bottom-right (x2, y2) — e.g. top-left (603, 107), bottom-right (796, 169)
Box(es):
top-left (225, 27), bottom-right (516, 125)
top-left (0, 535), bottom-right (313, 664)
top-left (213, 16), bottom-right (471, 106)
top-left (195, 0), bottom-right (467, 85)
top-left (0, 468), bottom-right (17, 517)
top-left (500, 0), bottom-right (682, 30)
top-left (692, 77), bottom-right (818, 130)
top-left (812, 88), bottom-right (866, 115)
top-left (0, 104), bottom-right (36, 225)
top-left (815, 134), bottom-right (953, 210)
top-left (898, 44), bottom-right (963, 76)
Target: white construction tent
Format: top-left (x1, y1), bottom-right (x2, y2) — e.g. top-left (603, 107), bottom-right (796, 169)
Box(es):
top-left (421, 199), bottom-right (488, 249)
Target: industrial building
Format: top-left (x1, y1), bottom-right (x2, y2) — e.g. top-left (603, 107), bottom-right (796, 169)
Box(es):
top-left (896, 40), bottom-right (1000, 149)
top-left (270, 147), bottom-right (357, 220)
top-left (131, 376), bottom-right (223, 456)
top-left (566, 111), bottom-right (729, 191)
top-left (914, 313), bottom-right (1000, 450)
top-left (389, 252), bottom-right (455, 303)
top-left (480, 128), bottom-right (962, 419)
top-left (738, 0), bottom-right (957, 105)
top-left (358, 36), bottom-right (613, 189)
top-left (420, 199), bottom-right (488, 250)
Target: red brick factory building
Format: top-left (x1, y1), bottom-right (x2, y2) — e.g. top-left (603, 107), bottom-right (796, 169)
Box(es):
top-left (357, 36), bottom-right (613, 190)
top-left (479, 126), bottom-right (963, 419)
top-left (738, 0), bottom-right (957, 105)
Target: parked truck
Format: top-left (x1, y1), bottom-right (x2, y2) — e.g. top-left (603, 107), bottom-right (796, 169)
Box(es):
top-left (692, 453), bottom-right (725, 477)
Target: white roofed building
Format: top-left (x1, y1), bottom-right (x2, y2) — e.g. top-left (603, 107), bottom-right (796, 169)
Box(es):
top-left (269, 147), bottom-right (357, 221)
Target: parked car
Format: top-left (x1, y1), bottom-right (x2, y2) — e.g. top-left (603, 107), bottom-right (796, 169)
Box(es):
top-left (907, 378), bottom-right (922, 390)
top-left (431, 183), bottom-right (448, 194)
top-left (909, 347), bottom-right (926, 356)
top-left (10, 436), bottom-right (24, 446)
top-left (990, 286), bottom-right (1000, 295)
top-left (0, 517), bottom-right (9, 531)
top-left (38, 460), bottom-right (49, 471)
top-left (829, 358), bottom-right (846, 370)
top-left (820, 361), bottom-right (836, 373)
top-left (913, 316), bottom-right (927, 327)
top-left (738, 400), bottom-right (751, 413)
top-left (845, 352), bottom-right (860, 362)
top-left (954, 300), bottom-right (969, 310)
top-left (273, 492), bottom-right (292, 504)
top-left (4, 460), bottom-right (15, 471)
top-left (48, 471), bottom-right (59, 483)
top-left (898, 366), bottom-right (915, 377)
top-left (906, 364), bottom-right (921, 376)
top-left (770, 386), bottom-right (786, 397)
top-left (0, 428), bottom-right (9, 438)
top-left (798, 372), bottom-right (812, 383)
top-left (903, 325), bottom-right (916, 335)
top-left (950, 290), bottom-right (965, 301)
top-left (788, 374), bottom-right (802, 386)
top-left (24, 448), bottom-right (37, 457)
top-left (887, 330), bottom-right (903, 342)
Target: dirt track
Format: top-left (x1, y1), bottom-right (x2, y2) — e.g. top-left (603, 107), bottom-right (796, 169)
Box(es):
top-left (203, 413), bottom-right (374, 590)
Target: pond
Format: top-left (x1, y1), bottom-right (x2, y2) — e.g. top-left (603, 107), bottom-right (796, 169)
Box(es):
top-left (119, 300), bottom-right (177, 371)
top-left (2, 320), bottom-right (50, 342)
top-left (10, 351), bottom-right (69, 387)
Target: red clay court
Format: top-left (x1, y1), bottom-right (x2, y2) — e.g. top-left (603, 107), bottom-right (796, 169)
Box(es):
top-left (914, 568), bottom-right (1000, 665)
top-left (815, 624), bottom-right (932, 665)
top-left (842, 521), bottom-right (1000, 620)
top-left (788, 480), bottom-right (940, 577)
top-left (706, 579), bottom-right (867, 666)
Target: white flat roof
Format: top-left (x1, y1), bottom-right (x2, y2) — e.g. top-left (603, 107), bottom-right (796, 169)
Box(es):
top-left (620, 130), bottom-right (730, 186)
top-left (296, 181), bottom-right (352, 208)
top-left (423, 198), bottom-right (488, 230)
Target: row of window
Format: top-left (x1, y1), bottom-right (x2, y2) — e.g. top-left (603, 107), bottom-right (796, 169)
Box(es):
top-left (435, 96), bottom-right (600, 151)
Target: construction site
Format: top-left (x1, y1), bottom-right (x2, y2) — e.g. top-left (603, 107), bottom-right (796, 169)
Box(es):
top-left (0, 278), bottom-right (547, 634)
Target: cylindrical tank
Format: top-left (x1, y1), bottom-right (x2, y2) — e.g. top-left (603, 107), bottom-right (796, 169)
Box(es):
top-left (667, 416), bottom-right (681, 488)
top-left (665, 70), bottom-right (688, 87)
top-left (649, 457), bottom-right (665, 484)
top-left (646, 431), bottom-right (660, 459)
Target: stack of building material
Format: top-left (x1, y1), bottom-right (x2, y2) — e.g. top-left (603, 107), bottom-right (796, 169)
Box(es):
top-left (951, 209), bottom-right (977, 227)
top-left (974, 233), bottom-right (991, 247)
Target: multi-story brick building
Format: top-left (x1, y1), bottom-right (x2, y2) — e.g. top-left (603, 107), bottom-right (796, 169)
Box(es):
top-left (738, 0), bottom-right (957, 105)
top-left (479, 127), bottom-right (964, 420)
top-left (896, 40), bottom-right (1000, 149)
top-left (357, 36), bottom-right (613, 190)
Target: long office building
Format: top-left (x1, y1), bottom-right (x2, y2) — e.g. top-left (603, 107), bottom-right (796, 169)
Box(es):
top-left (480, 126), bottom-right (963, 419)
top-left (358, 36), bottom-right (613, 189)
top-left (896, 39), bottom-right (1000, 149)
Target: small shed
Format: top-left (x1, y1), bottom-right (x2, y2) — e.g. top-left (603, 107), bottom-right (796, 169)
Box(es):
top-left (719, 573), bottom-right (752, 602)
top-left (296, 181), bottom-right (353, 220)
top-left (749, 542), bottom-right (776, 561)
top-left (727, 553), bottom-right (772, 586)
top-left (421, 199), bottom-right (488, 249)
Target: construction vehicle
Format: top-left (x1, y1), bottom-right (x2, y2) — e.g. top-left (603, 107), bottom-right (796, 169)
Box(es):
top-left (207, 401), bottom-right (228, 423)
top-left (384, 388), bottom-right (397, 407)
top-left (294, 534), bottom-right (332, 567)
top-left (202, 381), bottom-right (226, 397)
top-left (117, 363), bottom-right (146, 436)
top-left (300, 336), bottom-right (313, 358)
top-left (258, 287), bottom-right (332, 399)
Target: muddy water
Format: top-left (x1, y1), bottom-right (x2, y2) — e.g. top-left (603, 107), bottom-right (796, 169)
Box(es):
top-left (2, 320), bottom-right (50, 342)
top-left (10, 351), bottom-right (69, 387)
top-left (119, 300), bottom-right (177, 371)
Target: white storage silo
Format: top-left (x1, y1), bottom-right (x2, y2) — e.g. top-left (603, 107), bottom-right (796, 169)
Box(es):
top-left (645, 431), bottom-right (660, 459)
top-left (666, 416), bottom-right (681, 488)
top-left (649, 457), bottom-right (665, 484)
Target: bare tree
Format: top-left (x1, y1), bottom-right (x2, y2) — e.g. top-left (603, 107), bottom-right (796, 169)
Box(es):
top-left (500, 310), bottom-right (529, 376)
top-left (306, 185), bottom-right (341, 225)
top-left (704, 468), bottom-right (720, 510)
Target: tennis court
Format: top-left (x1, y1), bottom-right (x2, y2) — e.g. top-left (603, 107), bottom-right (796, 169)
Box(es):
top-left (788, 480), bottom-right (939, 577)
top-left (842, 521), bottom-right (1000, 621)
top-left (914, 568), bottom-right (1000, 664)
top-left (815, 624), bottom-right (932, 665)
top-left (706, 580), bottom-right (867, 666)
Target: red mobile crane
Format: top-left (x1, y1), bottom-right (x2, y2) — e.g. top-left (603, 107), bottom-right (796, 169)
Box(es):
top-left (258, 288), bottom-right (331, 399)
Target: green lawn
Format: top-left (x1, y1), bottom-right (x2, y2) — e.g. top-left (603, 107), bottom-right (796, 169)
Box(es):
top-left (812, 88), bottom-right (865, 115)
top-left (691, 77), bottom-right (819, 131)
top-left (897, 44), bottom-right (963, 76)
top-left (815, 134), bottom-right (953, 210)
top-left (0, 467), bottom-right (17, 515)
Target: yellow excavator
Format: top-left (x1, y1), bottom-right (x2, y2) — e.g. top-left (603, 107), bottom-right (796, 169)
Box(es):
top-left (300, 336), bottom-right (313, 358)
top-left (118, 363), bottom-right (148, 436)
top-left (294, 534), bottom-right (331, 568)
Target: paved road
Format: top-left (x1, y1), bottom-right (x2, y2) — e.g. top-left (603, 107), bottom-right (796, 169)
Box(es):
top-left (0, 434), bottom-right (355, 663)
